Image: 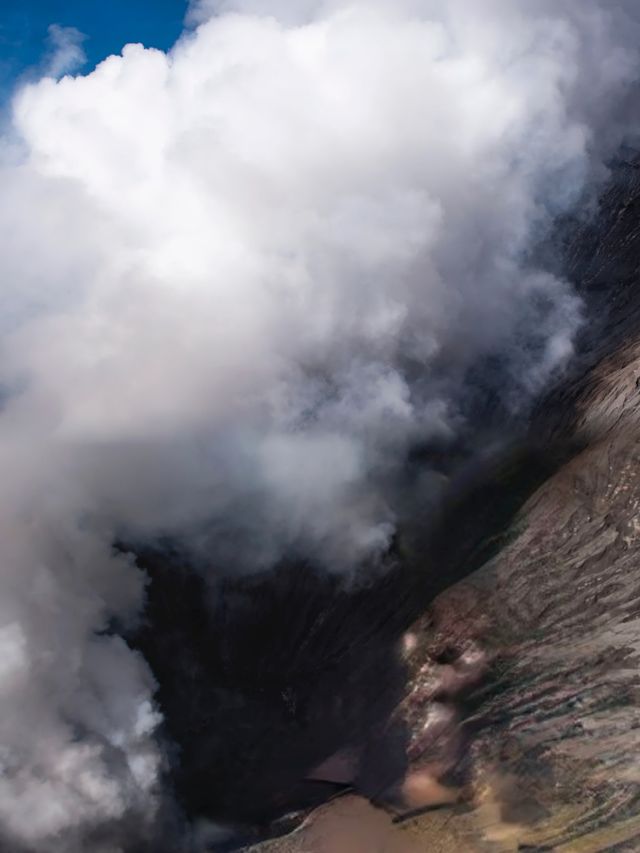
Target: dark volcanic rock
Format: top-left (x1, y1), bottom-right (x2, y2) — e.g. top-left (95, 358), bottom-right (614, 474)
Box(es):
top-left (235, 157), bottom-right (640, 850)
top-left (125, 153), bottom-right (640, 851)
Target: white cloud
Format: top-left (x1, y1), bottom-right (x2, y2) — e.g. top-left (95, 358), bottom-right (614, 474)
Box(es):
top-left (45, 24), bottom-right (87, 78)
top-left (0, 1), bottom-right (638, 847)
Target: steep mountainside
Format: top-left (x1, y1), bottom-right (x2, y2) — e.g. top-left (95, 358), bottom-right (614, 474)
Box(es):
top-left (238, 157), bottom-right (640, 852)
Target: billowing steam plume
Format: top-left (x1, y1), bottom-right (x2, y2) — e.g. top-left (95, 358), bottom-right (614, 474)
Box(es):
top-left (0, 1), bottom-right (638, 849)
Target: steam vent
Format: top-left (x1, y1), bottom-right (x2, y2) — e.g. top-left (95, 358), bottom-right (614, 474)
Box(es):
top-left (134, 154), bottom-right (640, 851)
top-left (2, 3), bottom-right (640, 852)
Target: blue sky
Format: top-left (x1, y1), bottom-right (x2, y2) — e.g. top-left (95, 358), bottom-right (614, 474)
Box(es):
top-left (0, 0), bottom-right (189, 98)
